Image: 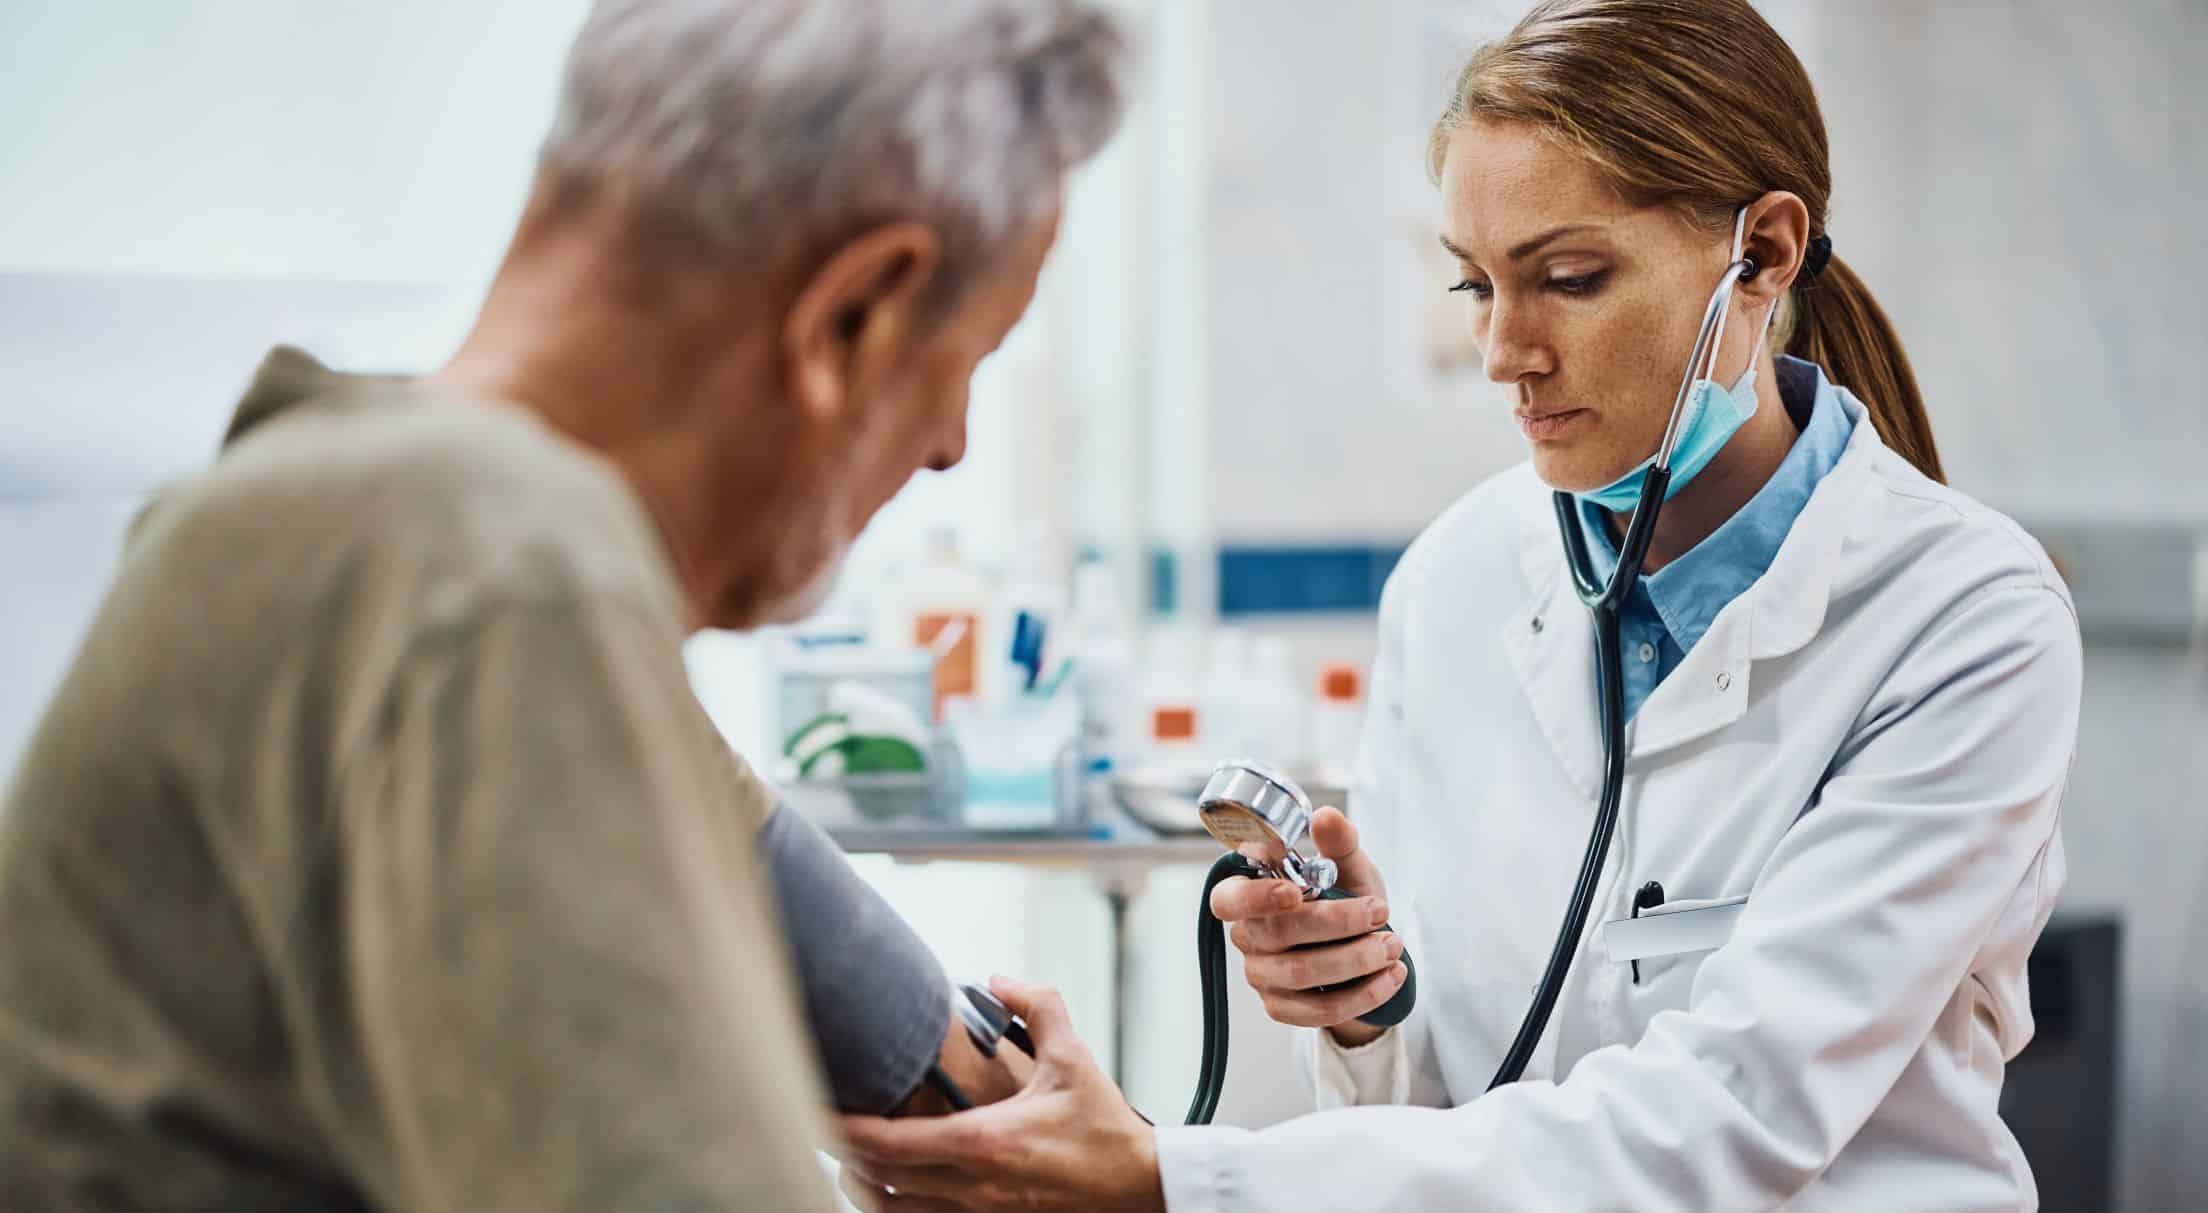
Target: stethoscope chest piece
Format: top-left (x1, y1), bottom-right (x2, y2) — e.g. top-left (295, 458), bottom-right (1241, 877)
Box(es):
top-left (1197, 760), bottom-right (1338, 895)
top-left (1183, 758), bottom-right (1408, 1126)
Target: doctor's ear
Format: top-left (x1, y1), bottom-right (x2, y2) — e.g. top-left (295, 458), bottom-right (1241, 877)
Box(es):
top-left (1736, 191), bottom-right (1812, 299)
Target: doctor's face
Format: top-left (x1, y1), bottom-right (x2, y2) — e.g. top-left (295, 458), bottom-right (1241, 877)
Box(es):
top-left (1437, 119), bottom-right (1752, 493)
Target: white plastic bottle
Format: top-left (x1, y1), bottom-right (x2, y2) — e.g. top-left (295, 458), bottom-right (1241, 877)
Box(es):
top-left (1307, 662), bottom-right (1366, 788)
top-left (1199, 628), bottom-right (1252, 757)
top-left (1067, 561), bottom-right (1136, 770)
top-left (1138, 624), bottom-right (1206, 775)
top-left (1246, 636), bottom-right (1306, 766)
top-left (896, 526), bottom-right (993, 720)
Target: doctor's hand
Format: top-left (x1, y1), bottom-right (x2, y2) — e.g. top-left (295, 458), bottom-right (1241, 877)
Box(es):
top-left (888, 1003), bottom-right (1036, 1118)
top-left (1210, 806), bottom-right (1407, 1047)
top-left (836, 976), bottom-right (1164, 1213)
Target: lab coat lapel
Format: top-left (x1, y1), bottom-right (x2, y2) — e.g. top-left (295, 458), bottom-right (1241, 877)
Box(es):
top-left (1506, 500), bottom-right (1606, 803)
top-left (1627, 392), bottom-right (1886, 760)
top-left (1747, 390), bottom-right (1885, 660)
top-left (1624, 599), bottom-right (1752, 759)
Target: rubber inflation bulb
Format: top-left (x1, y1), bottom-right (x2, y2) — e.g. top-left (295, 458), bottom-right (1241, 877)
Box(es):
top-left (1310, 885), bottom-right (1417, 1027)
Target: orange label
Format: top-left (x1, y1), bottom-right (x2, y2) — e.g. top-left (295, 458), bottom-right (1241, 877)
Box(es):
top-left (1319, 663), bottom-right (1363, 702)
top-left (915, 611), bottom-right (979, 721)
top-left (1152, 705), bottom-right (1198, 741)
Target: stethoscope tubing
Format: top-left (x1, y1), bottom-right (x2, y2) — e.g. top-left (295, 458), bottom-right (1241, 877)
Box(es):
top-left (966, 259), bottom-right (1765, 1120)
top-left (1488, 257), bottom-right (1752, 1090)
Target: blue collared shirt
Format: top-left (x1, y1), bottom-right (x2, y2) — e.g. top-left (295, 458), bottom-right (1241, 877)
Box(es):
top-left (1578, 356), bottom-right (1856, 720)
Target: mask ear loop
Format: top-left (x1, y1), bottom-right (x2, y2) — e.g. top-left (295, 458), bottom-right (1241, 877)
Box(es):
top-left (1704, 207), bottom-right (1776, 388)
top-left (1699, 208), bottom-right (1749, 384)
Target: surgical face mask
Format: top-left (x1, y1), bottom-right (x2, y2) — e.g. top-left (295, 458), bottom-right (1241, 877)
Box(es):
top-left (1579, 209), bottom-right (1774, 513)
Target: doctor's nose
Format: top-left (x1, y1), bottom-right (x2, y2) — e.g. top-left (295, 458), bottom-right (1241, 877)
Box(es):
top-left (1480, 302), bottom-right (1555, 385)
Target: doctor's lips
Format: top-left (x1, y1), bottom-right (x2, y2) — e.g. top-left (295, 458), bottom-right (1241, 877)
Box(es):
top-left (1515, 406), bottom-right (1590, 441)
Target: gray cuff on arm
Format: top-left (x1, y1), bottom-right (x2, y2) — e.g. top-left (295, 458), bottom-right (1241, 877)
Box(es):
top-left (757, 804), bottom-right (951, 1114)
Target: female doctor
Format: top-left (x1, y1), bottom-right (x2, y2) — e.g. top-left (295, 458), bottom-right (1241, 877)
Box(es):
top-left (839, 1), bottom-right (2082, 1209)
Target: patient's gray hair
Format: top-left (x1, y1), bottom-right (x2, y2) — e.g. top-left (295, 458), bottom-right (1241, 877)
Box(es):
top-left (541, 0), bottom-right (1132, 304)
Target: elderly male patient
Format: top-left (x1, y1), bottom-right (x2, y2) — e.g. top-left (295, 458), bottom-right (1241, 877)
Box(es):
top-left (0, 1), bottom-right (1127, 1208)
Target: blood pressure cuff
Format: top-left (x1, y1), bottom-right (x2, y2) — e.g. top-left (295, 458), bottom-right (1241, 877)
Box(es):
top-left (757, 803), bottom-right (950, 1114)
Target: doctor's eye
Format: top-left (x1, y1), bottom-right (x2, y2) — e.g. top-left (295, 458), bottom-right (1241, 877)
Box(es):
top-left (1448, 280), bottom-right (1493, 301)
top-left (1547, 270), bottom-right (1609, 297)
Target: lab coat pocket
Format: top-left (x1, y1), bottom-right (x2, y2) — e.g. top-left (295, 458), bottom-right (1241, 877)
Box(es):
top-left (1602, 894), bottom-right (1749, 995)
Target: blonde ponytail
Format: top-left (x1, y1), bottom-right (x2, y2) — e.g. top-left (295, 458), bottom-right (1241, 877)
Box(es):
top-left (1785, 251), bottom-right (1943, 480)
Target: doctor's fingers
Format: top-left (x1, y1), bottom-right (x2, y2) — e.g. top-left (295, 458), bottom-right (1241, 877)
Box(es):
top-left (1227, 895), bottom-right (1389, 951)
top-left (843, 1181), bottom-right (968, 1213)
top-left (841, 1110), bottom-right (991, 1161)
top-left (837, 1159), bottom-right (971, 1208)
top-left (1239, 931), bottom-right (1403, 993)
top-left (867, 1195), bottom-right (966, 1213)
top-left (1255, 961), bottom-right (1410, 1029)
top-left (1207, 874), bottom-right (1306, 922)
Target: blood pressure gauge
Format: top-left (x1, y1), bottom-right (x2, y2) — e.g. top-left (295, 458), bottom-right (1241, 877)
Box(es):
top-left (1196, 760), bottom-right (1340, 897)
top-left (1192, 758), bottom-right (1416, 1035)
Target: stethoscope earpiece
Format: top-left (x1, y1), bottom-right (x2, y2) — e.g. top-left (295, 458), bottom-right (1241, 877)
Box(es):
top-left (1738, 254), bottom-right (1761, 282)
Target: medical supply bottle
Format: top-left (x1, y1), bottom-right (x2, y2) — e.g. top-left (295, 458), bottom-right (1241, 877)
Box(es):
top-left (1307, 662), bottom-right (1364, 788)
top-left (1066, 561), bottom-right (1136, 771)
top-left (1245, 637), bottom-right (1306, 765)
top-left (1138, 625), bottom-right (1206, 774)
top-left (1198, 629), bottom-right (1251, 756)
top-left (899, 526), bottom-right (990, 720)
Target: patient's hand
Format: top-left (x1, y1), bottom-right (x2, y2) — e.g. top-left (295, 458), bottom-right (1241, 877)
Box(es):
top-left (889, 1006), bottom-right (1037, 1117)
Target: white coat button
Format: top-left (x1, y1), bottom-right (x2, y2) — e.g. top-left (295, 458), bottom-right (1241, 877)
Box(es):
top-left (1637, 642), bottom-right (1657, 663)
top-left (1530, 615), bottom-right (1544, 634)
top-left (1716, 672), bottom-right (1733, 691)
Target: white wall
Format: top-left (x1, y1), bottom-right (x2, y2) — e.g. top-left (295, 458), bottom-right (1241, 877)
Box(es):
top-left (0, 0), bottom-right (584, 283)
top-left (1815, 2), bottom-right (2208, 525)
top-left (1196, 0), bottom-right (1502, 546)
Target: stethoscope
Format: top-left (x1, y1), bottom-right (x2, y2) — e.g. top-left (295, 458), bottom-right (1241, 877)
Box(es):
top-left (1184, 248), bottom-right (1763, 1117)
top-left (1488, 251), bottom-right (1758, 1086)
top-left (936, 254), bottom-right (1762, 1124)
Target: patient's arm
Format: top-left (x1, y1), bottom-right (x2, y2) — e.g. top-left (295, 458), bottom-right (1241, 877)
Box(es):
top-left (757, 803), bottom-right (1030, 1115)
top-left (893, 1008), bottom-right (1037, 1116)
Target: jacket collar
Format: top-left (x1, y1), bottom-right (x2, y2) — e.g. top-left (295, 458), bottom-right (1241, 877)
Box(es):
top-left (222, 345), bottom-right (409, 450)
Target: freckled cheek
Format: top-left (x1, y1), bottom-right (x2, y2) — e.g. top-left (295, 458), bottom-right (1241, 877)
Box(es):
top-left (1571, 299), bottom-right (1680, 442)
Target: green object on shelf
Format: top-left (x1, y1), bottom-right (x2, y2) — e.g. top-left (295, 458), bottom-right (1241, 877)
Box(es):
top-left (798, 732), bottom-right (928, 779)
top-left (785, 708), bottom-right (935, 821)
top-left (786, 708), bottom-right (929, 777)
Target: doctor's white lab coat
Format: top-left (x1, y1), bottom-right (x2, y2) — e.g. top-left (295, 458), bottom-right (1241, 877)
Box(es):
top-left (1154, 391), bottom-right (2081, 1212)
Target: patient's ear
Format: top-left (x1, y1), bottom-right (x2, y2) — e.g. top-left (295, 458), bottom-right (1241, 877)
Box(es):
top-left (781, 221), bottom-right (941, 427)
